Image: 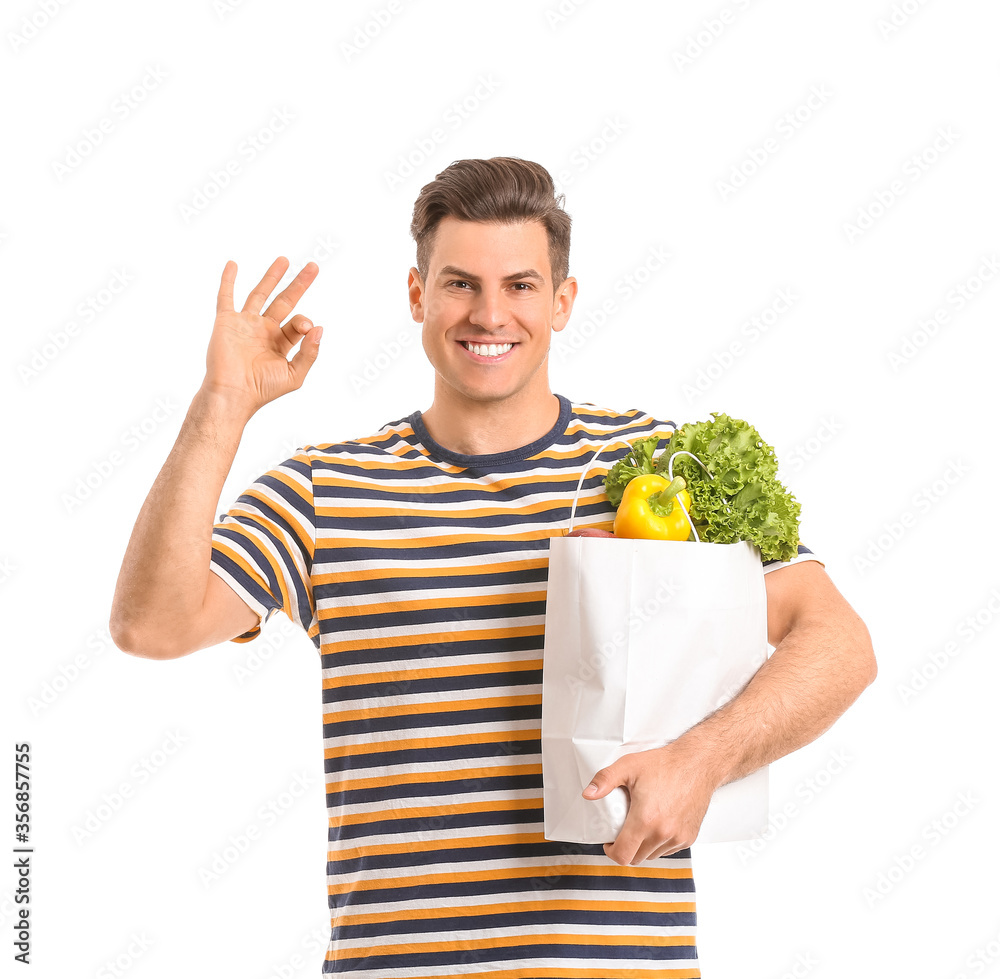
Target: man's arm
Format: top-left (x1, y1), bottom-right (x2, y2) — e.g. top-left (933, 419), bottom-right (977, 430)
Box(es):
top-left (585, 558), bottom-right (877, 865)
top-left (109, 257), bottom-right (322, 660)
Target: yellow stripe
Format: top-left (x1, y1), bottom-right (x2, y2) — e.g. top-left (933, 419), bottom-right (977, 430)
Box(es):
top-left (323, 657), bottom-right (542, 691)
top-left (331, 931), bottom-right (696, 958)
top-left (313, 557), bottom-right (546, 585)
top-left (318, 624), bottom-right (542, 656)
top-left (329, 829), bottom-right (545, 860)
top-left (323, 727), bottom-right (539, 761)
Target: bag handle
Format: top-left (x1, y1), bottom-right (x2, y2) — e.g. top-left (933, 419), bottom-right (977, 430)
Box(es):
top-left (567, 432), bottom-right (714, 542)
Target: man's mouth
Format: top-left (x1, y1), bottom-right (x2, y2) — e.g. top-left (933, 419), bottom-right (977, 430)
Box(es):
top-left (461, 341), bottom-right (514, 358)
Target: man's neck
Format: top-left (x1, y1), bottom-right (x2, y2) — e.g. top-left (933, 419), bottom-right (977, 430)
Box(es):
top-left (420, 390), bottom-right (562, 457)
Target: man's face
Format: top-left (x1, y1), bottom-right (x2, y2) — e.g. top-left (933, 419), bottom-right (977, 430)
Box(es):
top-left (408, 216), bottom-right (577, 409)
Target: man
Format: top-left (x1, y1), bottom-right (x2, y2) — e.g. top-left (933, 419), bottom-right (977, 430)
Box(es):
top-left (111, 157), bottom-right (876, 976)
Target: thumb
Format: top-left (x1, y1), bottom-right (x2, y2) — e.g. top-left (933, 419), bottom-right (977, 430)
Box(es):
top-left (583, 764), bottom-right (621, 800)
top-left (288, 323), bottom-right (322, 385)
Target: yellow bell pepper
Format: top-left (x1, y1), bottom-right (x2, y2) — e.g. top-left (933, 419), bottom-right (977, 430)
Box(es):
top-left (613, 473), bottom-right (693, 540)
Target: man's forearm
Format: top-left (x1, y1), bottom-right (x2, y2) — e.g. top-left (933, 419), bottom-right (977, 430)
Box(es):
top-left (110, 386), bottom-right (252, 652)
top-left (673, 607), bottom-right (876, 788)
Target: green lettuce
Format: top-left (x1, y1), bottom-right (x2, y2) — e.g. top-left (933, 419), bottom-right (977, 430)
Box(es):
top-left (604, 412), bottom-right (802, 562)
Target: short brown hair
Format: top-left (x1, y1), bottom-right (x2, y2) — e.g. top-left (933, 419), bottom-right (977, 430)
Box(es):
top-left (410, 157), bottom-right (572, 289)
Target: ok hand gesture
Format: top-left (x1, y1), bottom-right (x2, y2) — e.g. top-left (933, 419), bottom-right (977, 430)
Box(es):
top-left (204, 256), bottom-right (323, 417)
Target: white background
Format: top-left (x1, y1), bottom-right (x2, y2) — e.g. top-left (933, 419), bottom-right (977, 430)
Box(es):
top-left (3, 0), bottom-right (1000, 976)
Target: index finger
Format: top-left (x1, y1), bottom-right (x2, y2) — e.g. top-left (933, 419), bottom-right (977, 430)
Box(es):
top-left (261, 261), bottom-right (319, 326)
top-left (216, 259), bottom-right (237, 314)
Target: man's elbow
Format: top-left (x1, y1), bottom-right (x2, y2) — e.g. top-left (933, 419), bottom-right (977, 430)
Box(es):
top-left (109, 614), bottom-right (187, 661)
top-left (850, 616), bottom-right (878, 692)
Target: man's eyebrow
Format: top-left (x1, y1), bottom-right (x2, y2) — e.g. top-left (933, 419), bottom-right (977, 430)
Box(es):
top-left (437, 265), bottom-right (545, 283)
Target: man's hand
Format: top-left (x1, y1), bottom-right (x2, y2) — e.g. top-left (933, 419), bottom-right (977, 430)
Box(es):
top-left (583, 741), bottom-right (718, 866)
top-left (205, 256), bottom-right (323, 418)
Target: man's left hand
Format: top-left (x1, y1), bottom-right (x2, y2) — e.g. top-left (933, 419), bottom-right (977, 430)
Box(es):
top-left (582, 741), bottom-right (719, 866)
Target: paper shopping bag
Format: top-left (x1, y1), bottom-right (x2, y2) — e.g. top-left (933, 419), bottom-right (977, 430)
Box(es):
top-left (540, 534), bottom-right (770, 844)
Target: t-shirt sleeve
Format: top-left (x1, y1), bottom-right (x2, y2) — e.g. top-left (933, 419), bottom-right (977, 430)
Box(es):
top-left (761, 541), bottom-right (824, 574)
top-left (209, 449), bottom-right (316, 643)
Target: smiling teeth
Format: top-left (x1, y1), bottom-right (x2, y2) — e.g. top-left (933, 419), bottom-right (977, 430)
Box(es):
top-left (465, 342), bottom-right (512, 357)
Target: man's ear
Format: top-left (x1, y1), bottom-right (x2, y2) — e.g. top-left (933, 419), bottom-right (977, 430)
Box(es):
top-left (408, 267), bottom-right (425, 323)
top-left (551, 276), bottom-right (578, 334)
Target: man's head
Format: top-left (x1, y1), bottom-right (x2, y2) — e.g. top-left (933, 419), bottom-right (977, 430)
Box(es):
top-left (406, 159), bottom-right (578, 423)
top-left (410, 157), bottom-right (572, 291)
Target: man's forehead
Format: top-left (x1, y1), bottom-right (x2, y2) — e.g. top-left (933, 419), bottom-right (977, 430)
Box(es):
top-left (428, 217), bottom-right (551, 278)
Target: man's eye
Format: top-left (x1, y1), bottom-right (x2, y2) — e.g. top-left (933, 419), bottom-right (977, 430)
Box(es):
top-left (511, 282), bottom-right (531, 291)
top-left (449, 280), bottom-right (471, 289)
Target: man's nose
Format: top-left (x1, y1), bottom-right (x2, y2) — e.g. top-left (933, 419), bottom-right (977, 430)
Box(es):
top-left (469, 290), bottom-right (509, 329)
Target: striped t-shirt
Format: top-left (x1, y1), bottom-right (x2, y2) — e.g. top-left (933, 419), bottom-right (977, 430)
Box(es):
top-left (209, 394), bottom-right (819, 978)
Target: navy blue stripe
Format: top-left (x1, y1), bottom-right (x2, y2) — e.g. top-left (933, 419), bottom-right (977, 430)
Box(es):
top-left (326, 773), bottom-right (541, 810)
top-left (320, 634), bottom-right (544, 670)
top-left (323, 669), bottom-right (541, 705)
top-left (328, 857), bottom-right (695, 909)
top-left (328, 805), bottom-right (544, 843)
top-left (210, 533), bottom-right (281, 615)
top-left (330, 941), bottom-right (698, 971)
top-left (323, 703), bottom-right (540, 740)
top-left (322, 601), bottom-right (546, 636)
top-left (331, 907), bottom-right (696, 941)
top-left (314, 566), bottom-right (547, 600)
